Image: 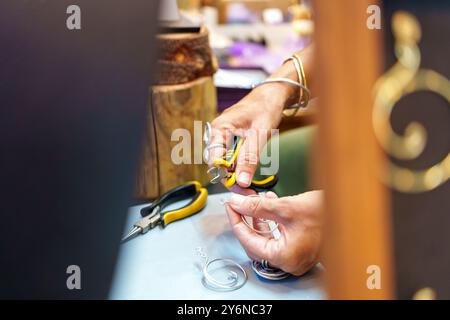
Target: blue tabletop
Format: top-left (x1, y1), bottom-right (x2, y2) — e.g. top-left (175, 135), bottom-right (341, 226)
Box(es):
top-left (110, 192), bottom-right (325, 299)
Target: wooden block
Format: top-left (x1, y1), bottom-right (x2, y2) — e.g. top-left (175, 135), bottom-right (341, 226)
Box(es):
top-left (156, 27), bottom-right (217, 85)
top-left (135, 76), bottom-right (217, 200)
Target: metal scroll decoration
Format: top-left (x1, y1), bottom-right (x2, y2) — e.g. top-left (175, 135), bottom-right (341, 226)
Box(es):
top-left (373, 11), bottom-right (450, 193)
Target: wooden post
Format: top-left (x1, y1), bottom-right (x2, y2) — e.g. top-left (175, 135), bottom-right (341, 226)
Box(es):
top-left (135, 76), bottom-right (217, 200)
top-left (313, 0), bottom-right (395, 299)
top-left (135, 27), bottom-right (217, 200)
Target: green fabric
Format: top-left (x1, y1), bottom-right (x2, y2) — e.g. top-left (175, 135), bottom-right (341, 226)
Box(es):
top-left (254, 126), bottom-right (316, 197)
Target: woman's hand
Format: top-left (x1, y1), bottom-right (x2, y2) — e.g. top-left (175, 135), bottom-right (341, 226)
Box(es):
top-left (225, 190), bottom-right (323, 276)
top-left (207, 46), bottom-right (314, 189)
top-left (207, 85), bottom-right (287, 189)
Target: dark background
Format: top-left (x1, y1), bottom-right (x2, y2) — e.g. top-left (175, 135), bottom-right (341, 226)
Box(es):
top-left (0, 1), bottom-right (158, 298)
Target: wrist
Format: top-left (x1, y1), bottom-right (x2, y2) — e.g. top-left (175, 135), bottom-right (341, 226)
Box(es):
top-left (248, 83), bottom-right (293, 113)
top-left (248, 58), bottom-right (302, 113)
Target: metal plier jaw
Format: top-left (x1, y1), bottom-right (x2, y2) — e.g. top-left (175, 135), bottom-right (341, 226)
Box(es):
top-left (134, 206), bottom-right (161, 234)
top-left (207, 134), bottom-right (278, 190)
top-left (207, 166), bottom-right (229, 184)
top-left (121, 181), bottom-right (208, 243)
top-left (208, 135), bottom-right (243, 186)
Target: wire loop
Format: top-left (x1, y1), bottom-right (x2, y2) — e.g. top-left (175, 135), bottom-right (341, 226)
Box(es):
top-left (195, 247), bottom-right (247, 292)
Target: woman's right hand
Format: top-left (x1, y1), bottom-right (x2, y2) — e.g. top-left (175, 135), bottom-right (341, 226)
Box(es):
top-left (207, 83), bottom-right (290, 190)
top-left (207, 46), bottom-right (314, 190)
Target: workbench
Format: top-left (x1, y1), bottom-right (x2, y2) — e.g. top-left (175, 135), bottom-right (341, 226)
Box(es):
top-left (110, 192), bottom-right (325, 299)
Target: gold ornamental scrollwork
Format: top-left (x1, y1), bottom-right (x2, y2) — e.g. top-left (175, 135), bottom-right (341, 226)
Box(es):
top-left (373, 11), bottom-right (450, 193)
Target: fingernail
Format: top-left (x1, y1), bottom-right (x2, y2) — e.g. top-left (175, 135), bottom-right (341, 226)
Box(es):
top-left (229, 194), bottom-right (246, 208)
top-left (237, 172), bottom-right (251, 186)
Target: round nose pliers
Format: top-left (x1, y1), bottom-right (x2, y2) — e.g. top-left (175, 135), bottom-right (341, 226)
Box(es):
top-left (121, 181), bottom-right (208, 243)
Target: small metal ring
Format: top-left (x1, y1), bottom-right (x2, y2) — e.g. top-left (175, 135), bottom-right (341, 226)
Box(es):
top-left (261, 259), bottom-right (269, 269)
top-left (203, 122), bottom-right (212, 146)
top-left (202, 258), bottom-right (248, 291)
top-left (203, 149), bottom-right (210, 163)
top-left (206, 143), bottom-right (226, 150)
top-left (251, 260), bottom-right (290, 281)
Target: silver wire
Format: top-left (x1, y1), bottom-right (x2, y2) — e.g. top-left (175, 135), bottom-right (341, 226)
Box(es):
top-left (220, 196), bottom-right (279, 235)
top-left (251, 260), bottom-right (290, 281)
top-left (195, 247), bottom-right (247, 292)
top-left (220, 195), bottom-right (291, 281)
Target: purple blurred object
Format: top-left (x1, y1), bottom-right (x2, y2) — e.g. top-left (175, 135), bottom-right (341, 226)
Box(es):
top-left (216, 35), bottom-right (311, 111)
top-left (214, 68), bottom-right (268, 112)
top-left (216, 87), bottom-right (251, 112)
top-left (227, 3), bottom-right (259, 24)
top-left (227, 36), bottom-right (310, 73)
top-left (229, 41), bottom-right (267, 58)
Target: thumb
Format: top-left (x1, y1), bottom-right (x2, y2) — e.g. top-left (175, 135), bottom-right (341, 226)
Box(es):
top-left (235, 130), bottom-right (266, 187)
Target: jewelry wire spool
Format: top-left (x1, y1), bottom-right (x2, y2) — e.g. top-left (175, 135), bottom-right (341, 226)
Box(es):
top-left (195, 247), bottom-right (247, 292)
top-left (252, 260), bottom-right (290, 281)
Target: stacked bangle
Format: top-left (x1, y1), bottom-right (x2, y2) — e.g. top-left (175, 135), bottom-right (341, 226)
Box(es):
top-left (284, 54), bottom-right (309, 115)
top-left (252, 54), bottom-right (310, 117)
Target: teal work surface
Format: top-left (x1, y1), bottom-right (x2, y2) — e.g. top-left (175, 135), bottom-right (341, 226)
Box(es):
top-left (110, 192), bottom-right (325, 299)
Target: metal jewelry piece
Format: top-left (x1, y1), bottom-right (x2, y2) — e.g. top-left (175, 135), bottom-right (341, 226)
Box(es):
top-left (252, 260), bottom-right (290, 281)
top-left (203, 121), bottom-right (212, 146)
top-left (220, 196), bottom-right (290, 281)
top-left (203, 122), bottom-right (212, 163)
top-left (195, 247), bottom-right (247, 292)
top-left (252, 77), bottom-right (309, 94)
top-left (207, 166), bottom-right (229, 184)
top-left (206, 143), bottom-right (226, 150)
top-left (261, 259), bottom-right (270, 269)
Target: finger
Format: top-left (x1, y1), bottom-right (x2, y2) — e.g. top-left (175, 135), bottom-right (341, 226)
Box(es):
top-left (234, 130), bottom-right (262, 187)
top-left (252, 192), bottom-right (279, 236)
top-left (264, 191), bottom-right (279, 199)
top-left (206, 124), bottom-right (236, 165)
top-left (227, 193), bottom-right (288, 223)
top-left (206, 132), bottom-right (227, 166)
top-left (227, 184), bottom-right (257, 195)
top-left (226, 205), bottom-right (277, 262)
top-left (207, 128), bottom-right (244, 171)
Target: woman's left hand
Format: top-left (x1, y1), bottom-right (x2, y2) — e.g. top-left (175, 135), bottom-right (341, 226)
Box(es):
top-left (226, 190), bottom-right (323, 276)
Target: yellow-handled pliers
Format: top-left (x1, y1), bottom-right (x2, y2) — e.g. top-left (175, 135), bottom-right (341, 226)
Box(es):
top-left (121, 181), bottom-right (208, 243)
top-left (207, 135), bottom-right (278, 191)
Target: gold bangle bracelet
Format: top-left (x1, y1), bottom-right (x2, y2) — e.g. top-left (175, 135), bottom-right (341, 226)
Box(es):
top-left (291, 57), bottom-right (304, 108)
top-left (293, 53), bottom-right (307, 89)
top-left (293, 53), bottom-right (309, 110)
top-left (284, 57), bottom-right (303, 97)
top-left (283, 57), bottom-right (303, 117)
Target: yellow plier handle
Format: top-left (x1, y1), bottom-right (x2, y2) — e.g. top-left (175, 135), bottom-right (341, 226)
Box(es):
top-left (162, 184), bottom-right (208, 226)
top-left (213, 135), bottom-right (244, 169)
top-left (211, 135), bottom-right (278, 191)
top-left (139, 181), bottom-right (208, 227)
top-left (224, 172), bottom-right (278, 191)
